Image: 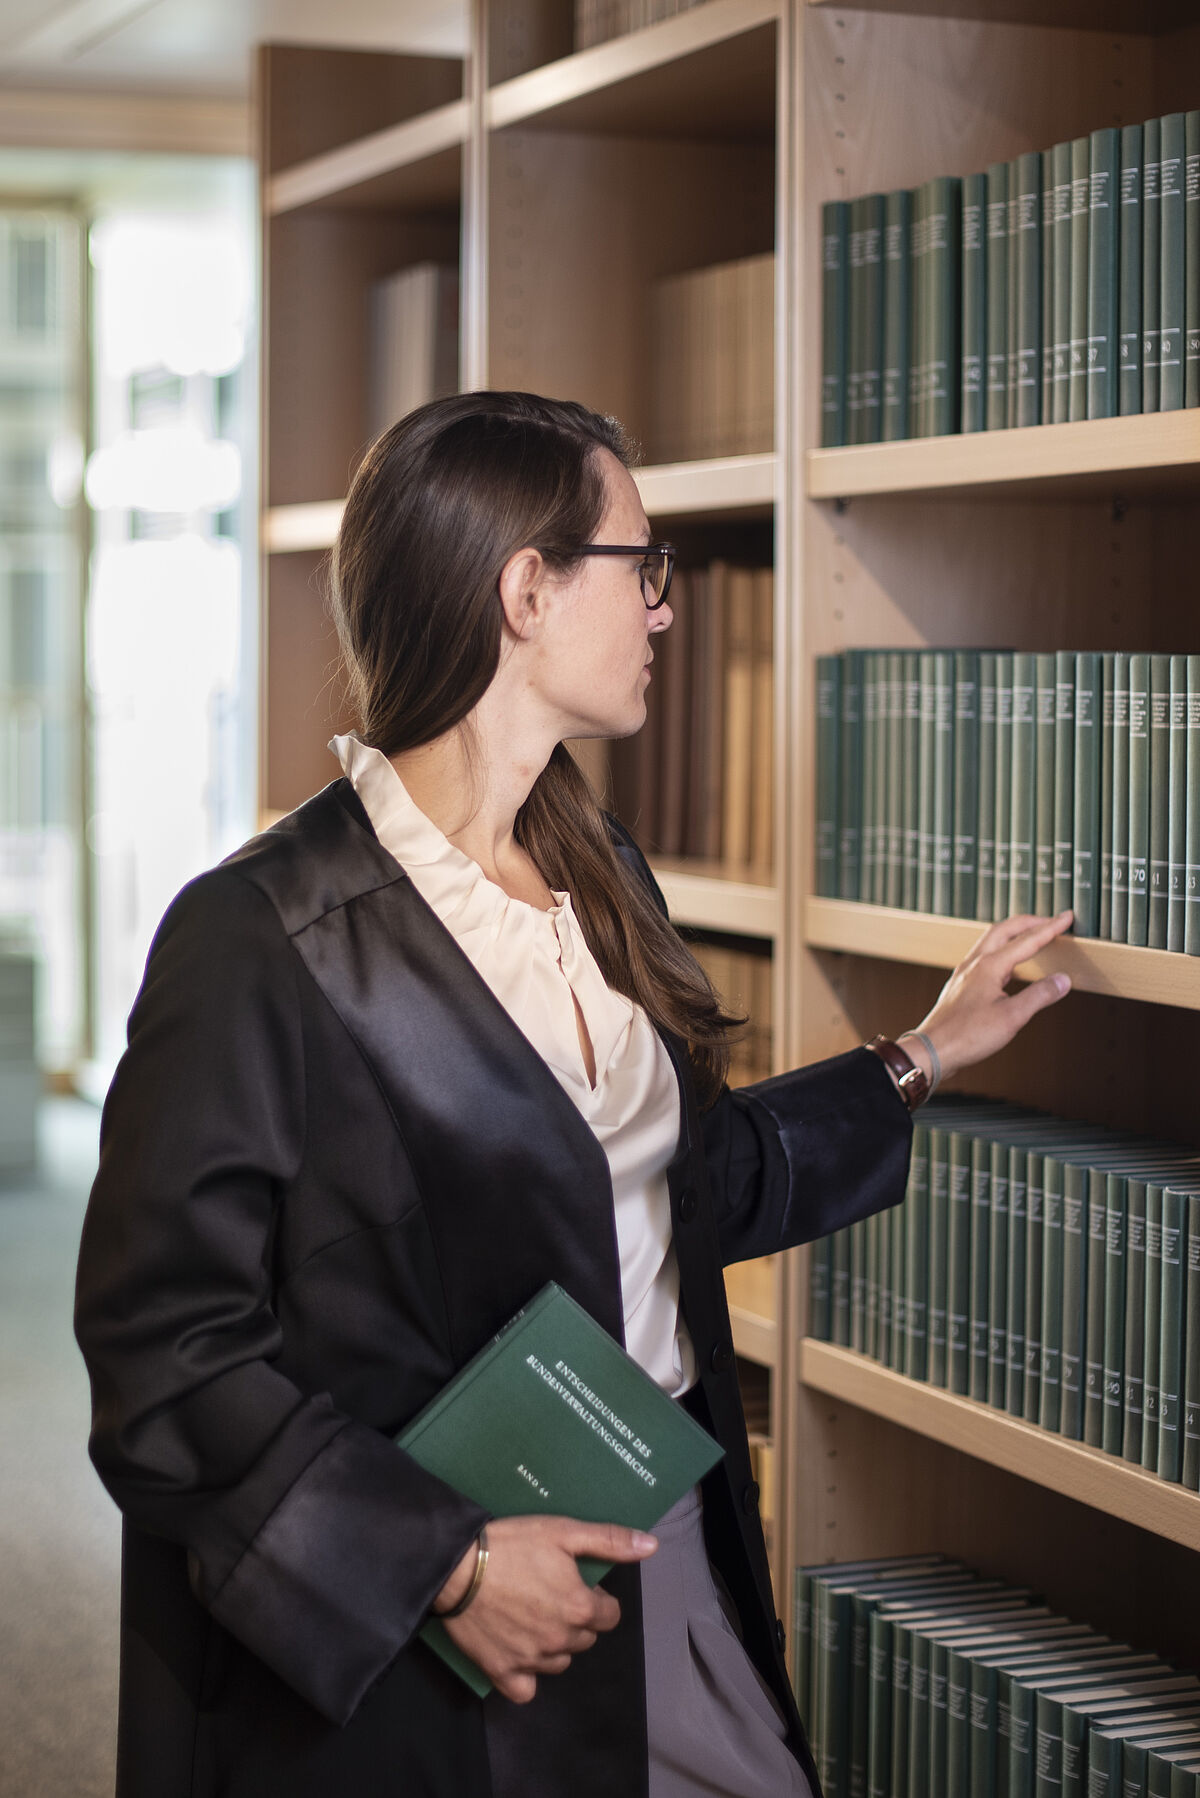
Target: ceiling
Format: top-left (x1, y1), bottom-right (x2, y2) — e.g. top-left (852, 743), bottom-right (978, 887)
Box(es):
top-left (0, 0), bottom-right (470, 99)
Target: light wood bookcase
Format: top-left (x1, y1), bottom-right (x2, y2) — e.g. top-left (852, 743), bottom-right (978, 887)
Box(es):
top-left (258, 0), bottom-right (1200, 1684)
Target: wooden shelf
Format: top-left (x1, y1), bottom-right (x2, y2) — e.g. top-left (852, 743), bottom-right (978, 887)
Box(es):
top-left (487, 0), bottom-right (778, 137)
top-left (806, 414), bottom-right (1200, 504)
top-left (804, 897), bottom-right (1200, 1011)
top-left (730, 1305), bottom-right (778, 1368)
top-left (800, 1340), bottom-right (1200, 1553)
top-left (653, 859), bottom-right (778, 939)
top-left (266, 99), bottom-right (468, 215)
top-left (804, 0), bottom-right (1192, 28)
top-left (635, 452), bottom-right (775, 519)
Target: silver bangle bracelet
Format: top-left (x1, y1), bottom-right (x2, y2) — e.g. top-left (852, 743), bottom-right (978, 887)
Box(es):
top-left (900, 1029), bottom-right (941, 1096)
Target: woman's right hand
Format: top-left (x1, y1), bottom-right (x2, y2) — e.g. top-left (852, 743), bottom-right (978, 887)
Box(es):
top-left (433, 1515), bottom-right (658, 1702)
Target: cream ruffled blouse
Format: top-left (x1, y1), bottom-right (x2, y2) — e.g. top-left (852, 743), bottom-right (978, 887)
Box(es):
top-left (331, 734), bottom-right (698, 1396)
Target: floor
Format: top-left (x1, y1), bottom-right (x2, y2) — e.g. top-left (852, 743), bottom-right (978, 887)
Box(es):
top-left (0, 1099), bottom-right (119, 1798)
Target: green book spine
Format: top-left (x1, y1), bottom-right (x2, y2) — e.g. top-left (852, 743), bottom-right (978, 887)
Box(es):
top-left (849, 1594), bottom-right (873, 1798)
top-left (995, 657), bottom-right (1015, 921)
top-left (947, 1648), bottom-right (973, 1798)
top-left (891, 1164), bottom-right (908, 1371)
top-left (882, 189), bottom-right (913, 441)
top-left (1149, 653), bottom-right (1172, 949)
top-left (1087, 126), bottom-right (1121, 419)
top-left (998, 1669), bottom-right (1015, 1798)
top-left (1111, 652), bottom-right (1131, 943)
top-left (903, 652), bottom-right (922, 910)
top-left (795, 1568), bottom-right (813, 1716)
top-left (1069, 135), bottom-right (1091, 421)
top-left (1010, 1682), bottom-right (1036, 1798)
top-left (1052, 140), bottom-right (1074, 423)
top-left (1024, 1152), bottom-right (1045, 1423)
top-left (1127, 651), bottom-right (1151, 946)
top-left (928, 1126), bottom-right (951, 1388)
top-left (1158, 1188), bottom-right (1185, 1482)
top-left (1186, 112), bottom-right (1200, 407)
top-left (931, 1642), bottom-right (951, 1798)
top-left (886, 652), bottom-right (906, 909)
top-left (1035, 652), bottom-right (1058, 917)
top-left (948, 1129), bottom-right (973, 1395)
top-left (978, 652), bottom-right (999, 922)
top-left (1142, 1186), bottom-right (1164, 1471)
top-left (908, 1634), bottom-right (932, 1798)
top-left (861, 651), bottom-right (878, 905)
top-left (872, 649), bottom-right (891, 906)
top-left (954, 651), bottom-right (979, 919)
top-left (1035, 1691), bottom-right (1066, 1798)
top-left (1010, 651), bottom-right (1037, 916)
top-left (1169, 654), bottom-right (1188, 951)
top-left (816, 656), bottom-right (842, 898)
top-left (1015, 150), bottom-right (1043, 427)
top-left (839, 648), bottom-right (864, 901)
top-left (1144, 117), bottom-right (1163, 413)
top-left (832, 1226), bottom-right (852, 1346)
top-left (910, 181), bottom-right (930, 439)
top-left (868, 1614), bottom-right (894, 1798)
top-left (822, 200), bottom-right (850, 445)
top-left (1007, 1145), bottom-right (1029, 1415)
top-left (918, 651), bottom-right (937, 913)
top-left (1042, 149), bottom-right (1056, 423)
top-left (1083, 1171), bottom-right (1109, 1448)
top-left (865, 1202), bottom-right (881, 1362)
top-left (891, 1621), bottom-right (913, 1798)
top-left (1007, 156), bottom-right (1020, 425)
top-left (1060, 1161), bottom-right (1087, 1440)
top-left (1073, 652), bottom-right (1101, 937)
top-left (969, 1135), bottom-right (994, 1402)
top-left (878, 1205), bottom-right (893, 1367)
top-left (1119, 124), bottom-right (1143, 415)
top-left (850, 1216), bottom-right (868, 1352)
top-left (1039, 1155), bottom-right (1065, 1434)
top-left (1088, 1728), bottom-right (1122, 1798)
top-left (1160, 113), bottom-right (1186, 412)
top-left (810, 1235), bottom-right (832, 1340)
top-left (904, 1131), bottom-right (931, 1382)
top-left (1100, 653), bottom-right (1116, 939)
top-left (987, 162), bottom-right (1010, 430)
top-left (989, 1138), bottom-right (1012, 1410)
top-left (962, 172), bottom-right (987, 432)
top-left (1053, 651), bottom-right (1077, 917)
top-left (928, 177), bottom-right (962, 437)
top-left (1186, 655), bottom-right (1200, 954)
top-left (1062, 1704), bottom-right (1090, 1798)
top-left (970, 1661), bottom-right (998, 1798)
top-left (933, 651), bottom-right (956, 916)
top-left (1122, 1179), bottom-right (1148, 1463)
top-left (1183, 1193), bottom-right (1200, 1489)
top-left (1149, 1753), bottom-right (1177, 1798)
top-left (846, 195), bottom-right (868, 444)
top-left (1102, 1174), bottom-right (1129, 1458)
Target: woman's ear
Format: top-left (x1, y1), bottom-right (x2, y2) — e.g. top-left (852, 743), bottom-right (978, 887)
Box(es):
top-left (497, 545), bottom-right (550, 640)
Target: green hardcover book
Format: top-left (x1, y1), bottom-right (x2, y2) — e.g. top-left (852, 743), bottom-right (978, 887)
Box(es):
top-left (882, 189), bottom-right (913, 441)
top-left (1111, 652), bottom-right (1131, 943)
top-left (995, 652), bottom-right (1016, 921)
top-left (928, 176), bottom-right (962, 437)
top-left (1039, 1155), bottom-right (1065, 1434)
top-left (1102, 1173), bottom-right (1129, 1458)
top-left (1144, 118), bottom-right (1163, 413)
top-left (917, 651), bottom-right (937, 913)
top-left (908, 1631), bottom-right (934, 1798)
top-left (1007, 1145), bottom-right (1030, 1415)
top-left (891, 1165), bottom-right (908, 1372)
top-left (810, 1235), bottom-right (832, 1340)
top-left (1088, 127), bottom-right (1121, 419)
top-left (822, 200), bottom-right (850, 445)
top-left (1119, 124), bottom-right (1144, 415)
top-left (903, 651), bottom-right (922, 910)
top-left (962, 173), bottom-right (987, 433)
top-left (969, 1135), bottom-right (993, 1403)
top-left (1123, 1178), bottom-right (1148, 1463)
top-left (1160, 113), bottom-right (1186, 413)
top-left (987, 162), bottom-right (1011, 430)
top-left (905, 1129), bottom-right (931, 1383)
top-left (928, 1125), bottom-right (951, 1388)
top-left (865, 1202), bottom-right (881, 1363)
top-left (1142, 1186), bottom-right (1164, 1471)
top-left (816, 656), bottom-right (842, 897)
top-left (954, 651), bottom-right (980, 919)
top-left (1051, 140), bottom-right (1074, 423)
top-left (1006, 157), bottom-right (1020, 425)
top-left (1010, 651), bottom-right (1037, 916)
top-left (846, 196), bottom-right (871, 444)
top-left (1169, 655), bottom-right (1188, 951)
top-left (398, 1281), bottom-right (723, 1695)
top-left (832, 1226), bottom-right (852, 1345)
top-left (839, 648), bottom-right (864, 901)
top-left (1184, 1192), bottom-right (1200, 1490)
top-left (909, 180), bottom-right (931, 439)
top-left (1060, 1160), bottom-right (1088, 1440)
top-left (1042, 151), bottom-right (1056, 423)
top-left (850, 1216), bottom-right (869, 1353)
top-left (868, 1612), bottom-right (894, 1798)
top-left (989, 1139), bottom-right (1012, 1411)
top-left (864, 651), bottom-right (885, 905)
top-left (1127, 651), bottom-right (1152, 946)
top-left (978, 651), bottom-right (999, 922)
top-left (1024, 1151), bottom-right (1045, 1423)
top-left (1035, 652), bottom-right (1058, 917)
top-left (878, 1204), bottom-right (894, 1367)
top-left (1053, 651), bottom-right (1076, 917)
top-left (1068, 136), bottom-right (1090, 421)
top-left (948, 1129), bottom-right (974, 1395)
top-left (885, 652), bottom-right (906, 908)
top-left (1100, 653), bottom-right (1116, 939)
top-left (1186, 655), bottom-right (1200, 955)
top-left (1186, 112), bottom-right (1200, 408)
top-left (1158, 1187), bottom-right (1187, 1483)
top-left (1149, 653), bottom-right (1172, 948)
top-left (1014, 151), bottom-right (1043, 427)
top-left (795, 1566), bottom-right (812, 1716)
top-left (1073, 652), bottom-right (1101, 937)
top-left (891, 1616), bottom-right (914, 1798)
top-left (933, 651), bottom-right (956, 915)
top-left (1083, 1171), bottom-right (1109, 1448)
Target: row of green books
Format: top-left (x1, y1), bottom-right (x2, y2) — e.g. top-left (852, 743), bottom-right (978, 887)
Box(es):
top-left (809, 1095), bottom-right (1200, 1490)
top-left (815, 647), bottom-right (1200, 952)
top-left (793, 1552), bottom-right (1200, 1798)
top-left (821, 109), bottom-right (1200, 446)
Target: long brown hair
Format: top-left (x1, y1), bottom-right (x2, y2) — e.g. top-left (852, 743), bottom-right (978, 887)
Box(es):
top-left (329, 391), bottom-right (739, 1104)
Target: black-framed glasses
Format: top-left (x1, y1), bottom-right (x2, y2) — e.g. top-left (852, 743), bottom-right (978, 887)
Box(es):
top-left (576, 542), bottom-right (676, 609)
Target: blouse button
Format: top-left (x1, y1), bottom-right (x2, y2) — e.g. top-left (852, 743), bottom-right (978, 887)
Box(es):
top-left (677, 1186), bottom-right (698, 1222)
top-left (710, 1340), bottom-right (734, 1374)
top-left (742, 1481), bottom-right (760, 1516)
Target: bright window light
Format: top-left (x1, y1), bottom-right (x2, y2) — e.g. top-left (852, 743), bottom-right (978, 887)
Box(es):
top-left (85, 425), bottom-right (241, 513)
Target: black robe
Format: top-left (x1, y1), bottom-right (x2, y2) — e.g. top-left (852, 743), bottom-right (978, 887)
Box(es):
top-left (74, 779), bottom-right (912, 1798)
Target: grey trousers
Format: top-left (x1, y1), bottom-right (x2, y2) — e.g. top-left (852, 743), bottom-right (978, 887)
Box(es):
top-left (641, 1486), bottom-right (813, 1798)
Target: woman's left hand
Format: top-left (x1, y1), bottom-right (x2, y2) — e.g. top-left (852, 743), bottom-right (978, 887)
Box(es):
top-left (900, 910), bottom-right (1074, 1088)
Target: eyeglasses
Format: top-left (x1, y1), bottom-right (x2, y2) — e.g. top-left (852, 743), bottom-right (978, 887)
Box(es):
top-left (576, 542), bottom-right (676, 609)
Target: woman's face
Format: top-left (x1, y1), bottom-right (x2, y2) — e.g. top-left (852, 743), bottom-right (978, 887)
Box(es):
top-left (533, 448), bottom-right (673, 743)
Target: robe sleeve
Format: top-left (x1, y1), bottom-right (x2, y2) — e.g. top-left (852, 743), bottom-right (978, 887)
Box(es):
top-left (74, 867), bottom-right (489, 1726)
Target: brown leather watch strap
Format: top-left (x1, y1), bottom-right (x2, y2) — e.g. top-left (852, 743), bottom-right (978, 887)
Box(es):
top-left (864, 1033), bottom-right (930, 1112)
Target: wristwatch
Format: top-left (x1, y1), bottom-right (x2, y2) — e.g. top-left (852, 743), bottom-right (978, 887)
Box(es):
top-left (864, 1034), bottom-right (930, 1111)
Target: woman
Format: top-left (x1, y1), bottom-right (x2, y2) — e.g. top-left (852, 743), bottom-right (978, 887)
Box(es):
top-left (75, 391), bottom-right (1072, 1798)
